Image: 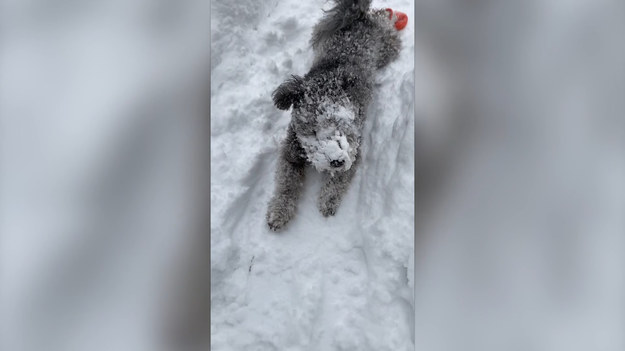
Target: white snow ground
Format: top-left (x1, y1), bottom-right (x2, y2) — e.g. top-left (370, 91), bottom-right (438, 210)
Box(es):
top-left (210, 1), bottom-right (415, 350)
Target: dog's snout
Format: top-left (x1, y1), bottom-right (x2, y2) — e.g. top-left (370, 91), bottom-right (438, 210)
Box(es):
top-left (330, 160), bottom-right (344, 168)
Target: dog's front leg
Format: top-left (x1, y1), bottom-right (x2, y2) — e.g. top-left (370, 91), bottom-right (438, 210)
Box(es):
top-left (266, 128), bottom-right (306, 231)
top-left (318, 155), bottom-right (359, 217)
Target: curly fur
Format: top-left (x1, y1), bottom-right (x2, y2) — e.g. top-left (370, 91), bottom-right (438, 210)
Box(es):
top-left (267, 0), bottom-right (402, 231)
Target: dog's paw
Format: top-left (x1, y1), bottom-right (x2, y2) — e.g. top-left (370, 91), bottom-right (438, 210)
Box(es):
top-left (318, 193), bottom-right (340, 217)
top-left (267, 211), bottom-right (289, 231)
top-left (319, 204), bottom-right (337, 217)
top-left (266, 200), bottom-right (294, 231)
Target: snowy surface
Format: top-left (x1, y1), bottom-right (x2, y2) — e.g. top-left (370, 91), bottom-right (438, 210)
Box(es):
top-left (210, 0), bottom-right (414, 350)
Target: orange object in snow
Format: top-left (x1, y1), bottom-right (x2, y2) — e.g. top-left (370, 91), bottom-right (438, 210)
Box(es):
top-left (385, 8), bottom-right (408, 31)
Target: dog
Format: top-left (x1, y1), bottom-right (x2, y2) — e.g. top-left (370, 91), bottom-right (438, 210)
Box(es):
top-left (266, 0), bottom-right (403, 231)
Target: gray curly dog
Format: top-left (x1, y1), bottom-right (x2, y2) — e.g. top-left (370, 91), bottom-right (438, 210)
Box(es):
top-left (266, 0), bottom-right (402, 231)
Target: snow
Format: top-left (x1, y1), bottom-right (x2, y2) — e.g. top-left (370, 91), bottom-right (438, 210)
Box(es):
top-left (210, 0), bottom-right (414, 350)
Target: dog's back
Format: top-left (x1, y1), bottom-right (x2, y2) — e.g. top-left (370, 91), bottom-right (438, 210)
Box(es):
top-left (311, 0), bottom-right (401, 71)
top-left (311, 0), bottom-right (373, 49)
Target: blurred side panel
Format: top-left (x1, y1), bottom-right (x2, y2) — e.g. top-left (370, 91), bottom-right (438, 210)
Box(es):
top-left (415, 0), bottom-right (625, 350)
top-left (0, 0), bottom-right (210, 350)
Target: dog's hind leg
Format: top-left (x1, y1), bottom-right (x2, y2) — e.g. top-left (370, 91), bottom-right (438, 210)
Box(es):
top-left (266, 127), bottom-right (307, 231)
top-left (318, 155), bottom-right (360, 217)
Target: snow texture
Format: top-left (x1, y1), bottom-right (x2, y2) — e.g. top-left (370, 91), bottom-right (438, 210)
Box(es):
top-left (210, 0), bottom-right (414, 350)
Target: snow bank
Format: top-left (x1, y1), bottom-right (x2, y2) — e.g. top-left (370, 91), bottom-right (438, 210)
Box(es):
top-left (210, 0), bottom-right (414, 350)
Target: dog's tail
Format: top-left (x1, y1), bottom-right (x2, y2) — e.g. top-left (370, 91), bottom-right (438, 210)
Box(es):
top-left (311, 0), bottom-right (371, 48)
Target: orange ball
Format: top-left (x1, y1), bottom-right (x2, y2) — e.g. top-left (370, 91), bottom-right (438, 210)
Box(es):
top-left (385, 8), bottom-right (408, 31)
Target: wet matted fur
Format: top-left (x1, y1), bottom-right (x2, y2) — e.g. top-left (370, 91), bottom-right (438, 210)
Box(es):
top-left (267, 0), bottom-right (402, 231)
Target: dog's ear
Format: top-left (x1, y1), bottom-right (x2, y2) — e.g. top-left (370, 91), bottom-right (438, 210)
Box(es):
top-left (272, 75), bottom-right (304, 110)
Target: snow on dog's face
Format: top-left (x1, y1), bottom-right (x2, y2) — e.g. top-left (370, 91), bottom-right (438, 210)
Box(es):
top-left (292, 97), bottom-right (359, 173)
top-left (272, 76), bottom-right (360, 173)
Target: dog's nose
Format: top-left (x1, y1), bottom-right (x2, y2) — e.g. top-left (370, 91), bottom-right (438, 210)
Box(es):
top-left (330, 160), bottom-right (344, 168)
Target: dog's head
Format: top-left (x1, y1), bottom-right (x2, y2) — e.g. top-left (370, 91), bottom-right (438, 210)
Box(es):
top-left (273, 75), bottom-right (360, 173)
